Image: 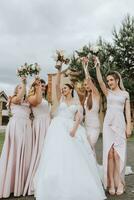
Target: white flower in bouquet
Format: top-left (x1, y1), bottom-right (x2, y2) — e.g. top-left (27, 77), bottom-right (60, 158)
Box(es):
top-left (54, 50), bottom-right (70, 70)
top-left (58, 50), bottom-right (64, 57)
top-left (16, 64), bottom-right (29, 78)
top-left (28, 63), bottom-right (41, 77)
top-left (74, 52), bottom-right (79, 60)
top-left (53, 53), bottom-right (58, 62)
top-left (90, 46), bottom-right (100, 55)
top-left (109, 55), bottom-right (114, 62)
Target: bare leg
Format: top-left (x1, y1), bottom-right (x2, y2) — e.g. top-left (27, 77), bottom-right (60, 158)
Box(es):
top-left (87, 136), bottom-right (96, 154)
top-left (114, 150), bottom-right (124, 195)
top-left (107, 147), bottom-right (115, 195)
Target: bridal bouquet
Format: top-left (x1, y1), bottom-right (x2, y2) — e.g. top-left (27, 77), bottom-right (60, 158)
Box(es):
top-left (53, 50), bottom-right (70, 70)
top-left (17, 63), bottom-right (41, 79)
top-left (17, 63), bottom-right (29, 78)
top-left (27, 63), bottom-right (41, 77)
top-left (89, 45), bottom-right (100, 56)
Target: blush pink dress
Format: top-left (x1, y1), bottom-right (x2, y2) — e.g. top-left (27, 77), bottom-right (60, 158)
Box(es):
top-left (23, 99), bottom-right (50, 196)
top-left (0, 103), bottom-right (32, 198)
top-left (84, 96), bottom-right (100, 148)
top-left (103, 90), bottom-right (129, 189)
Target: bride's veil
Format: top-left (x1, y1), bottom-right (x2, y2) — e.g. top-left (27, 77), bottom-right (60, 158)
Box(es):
top-left (73, 89), bottom-right (84, 122)
top-left (73, 89), bottom-right (81, 104)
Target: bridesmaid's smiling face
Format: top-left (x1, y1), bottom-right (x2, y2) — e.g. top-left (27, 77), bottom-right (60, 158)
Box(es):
top-left (84, 80), bottom-right (91, 92)
top-left (106, 75), bottom-right (119, 90)
top-left (16, 85), bottom-right (23, 94)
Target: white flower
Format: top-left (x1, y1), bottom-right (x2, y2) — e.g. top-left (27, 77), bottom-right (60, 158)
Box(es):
top-left (90, 46), bottom-right (100, 53)
top-left (74, 52), bottom-right (79, 60)
top-left (109, 55), bottom-right (114, 62)
top-left (59, 50), bottom-right (64, 57)
top-left (53, 53), bottom-right (58, 61)
top-left (78, 48), bottom-right (83, 53)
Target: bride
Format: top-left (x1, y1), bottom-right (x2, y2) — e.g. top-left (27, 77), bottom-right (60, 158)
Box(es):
top-left (34, 65), bottom-right (106, 200)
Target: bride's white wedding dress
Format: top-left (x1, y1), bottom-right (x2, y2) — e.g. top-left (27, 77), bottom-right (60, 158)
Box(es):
top-left (34, 101), bottom-right (106, 200)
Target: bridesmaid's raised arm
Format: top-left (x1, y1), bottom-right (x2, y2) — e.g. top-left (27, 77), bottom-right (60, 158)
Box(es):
top-left (28, 79), bottom-right (42, 107)
top-left (94, 57), bottom-right (108, 96)
top-left (125, 92), bottom-right (132, 138)
top-left (56, 68), bottom-right (62, 102)
top-left (84, 64), bottom-right (99, 96)
top-left (11, 77), bottom-right (26, 104)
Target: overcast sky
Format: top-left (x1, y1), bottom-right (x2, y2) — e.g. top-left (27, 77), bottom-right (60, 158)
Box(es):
top-left (0, 0), bottom-right (133, 95)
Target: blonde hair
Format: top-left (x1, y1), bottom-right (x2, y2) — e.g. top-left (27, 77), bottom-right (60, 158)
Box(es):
top-left (28, 80), bottom-right (37, 97)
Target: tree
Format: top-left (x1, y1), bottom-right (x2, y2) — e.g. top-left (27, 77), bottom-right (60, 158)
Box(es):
top-left (112, 15), bottom-right (134, 99)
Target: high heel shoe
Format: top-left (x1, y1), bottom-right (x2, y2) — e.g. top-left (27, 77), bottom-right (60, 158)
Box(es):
top-left (116, 184), bottom-right (125, 196)
top-left (108, 187), bottom-right (116, 195)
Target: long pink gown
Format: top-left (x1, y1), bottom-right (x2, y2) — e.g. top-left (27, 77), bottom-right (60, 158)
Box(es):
top-left (23, 99), bottom-right (50, 196)
top-left (84, 96), bottom-right (100, 148)
top-left (0, 103), bottom-right (32, 198)
top-left (103, 90), bottom-right (129, 189)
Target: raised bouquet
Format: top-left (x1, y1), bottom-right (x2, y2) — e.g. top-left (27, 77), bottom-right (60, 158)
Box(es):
top-left (53, 50), bottom-right (70, 70)
top-left (16, 63), bottom-right (29, 78)
top-left (89, 45), bottom-right (100, 56)
top-left (17, 63), bottom-right (41, 79)
top-left (27, 63), bottom-right (41, 77)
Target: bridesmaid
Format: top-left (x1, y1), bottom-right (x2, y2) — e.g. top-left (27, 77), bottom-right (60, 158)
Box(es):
top-left (82, 62), bottom-right (100, 154)
top-left (0, 77), bottom-right (32, 198)
top-left (95, 57), bottom-right (131, 195)
top-left (23, 78), bottom-right (51, 196)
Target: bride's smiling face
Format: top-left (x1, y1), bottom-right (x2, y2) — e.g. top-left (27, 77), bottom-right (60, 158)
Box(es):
top-left (62, 85), bottom-right (72, 97)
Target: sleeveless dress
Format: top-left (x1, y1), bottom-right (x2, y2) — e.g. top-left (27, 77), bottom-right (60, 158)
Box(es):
top-left (103, 90), bottom-right (129, 189)
top-left (84, 96), bottom-right (100, 148)
top-left (23, 99), bottom-right (50, 196)
top-left (0, 103), bottom-right (32, 198)
top-left (34, 101), bottom-right (106, 200)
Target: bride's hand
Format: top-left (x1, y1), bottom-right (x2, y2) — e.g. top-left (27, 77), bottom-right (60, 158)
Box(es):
top-left (21, 76), bottom-right (27, 84)
top-left (70, 128), bottom-right (76, 137)
top-left (55, 61), bottom-right (63, 70)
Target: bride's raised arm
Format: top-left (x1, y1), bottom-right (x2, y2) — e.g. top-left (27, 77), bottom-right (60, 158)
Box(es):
top-left (56, 68), bottom-right (62, 102)
top-left (94, 56), bottom-right (108, 96)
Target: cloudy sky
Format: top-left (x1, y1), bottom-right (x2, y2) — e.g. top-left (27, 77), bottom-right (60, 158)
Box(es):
top-left (0, 0), bottom-right (133, 95)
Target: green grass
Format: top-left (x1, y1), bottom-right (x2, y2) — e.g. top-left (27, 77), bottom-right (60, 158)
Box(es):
top-left (128, 132), bottom-right (134, 141)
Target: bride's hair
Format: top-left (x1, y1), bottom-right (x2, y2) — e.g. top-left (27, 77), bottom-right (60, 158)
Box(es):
top-left (65, 83), bottom-right (74, 97)
top-left (40, 79), bottom-right (48, 98)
